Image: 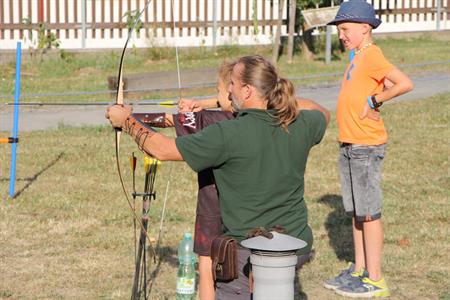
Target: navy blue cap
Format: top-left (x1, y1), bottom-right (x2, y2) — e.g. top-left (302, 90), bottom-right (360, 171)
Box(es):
top-left (328, 0), bottom-right (381, 28)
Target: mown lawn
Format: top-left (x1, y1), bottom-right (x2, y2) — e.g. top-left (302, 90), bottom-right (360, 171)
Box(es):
top-left (0, 32), bottom-right (449, 103)
top-left (0, 92), bottom-right (448, 299)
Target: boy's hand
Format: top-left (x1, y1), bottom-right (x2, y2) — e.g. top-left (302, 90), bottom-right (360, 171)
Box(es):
top-left (359, 102), bottom-right (381, 121)
top-left (178, 98), bottom-right (203, 113)
top-left (105, 104), bottom-right (132, 128)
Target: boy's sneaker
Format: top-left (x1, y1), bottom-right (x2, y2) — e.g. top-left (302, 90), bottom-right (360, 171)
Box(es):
top-left (335, 276), bottom-right (390, 298)
top-left (323, 263), bottom-right (367, 290)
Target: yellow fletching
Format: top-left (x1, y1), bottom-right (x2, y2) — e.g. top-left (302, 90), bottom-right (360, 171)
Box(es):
top-left (159, 100), bottom-right (177, 107)
top-left (144, 156), bottom-right (160, 173)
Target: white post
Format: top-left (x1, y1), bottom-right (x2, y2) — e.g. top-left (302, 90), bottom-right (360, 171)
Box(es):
top-left (81, 0), bottom-right (87, 48)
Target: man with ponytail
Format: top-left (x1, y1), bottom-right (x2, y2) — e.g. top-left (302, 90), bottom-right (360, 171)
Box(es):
top-left (106, 55), bottom-right (329, 299)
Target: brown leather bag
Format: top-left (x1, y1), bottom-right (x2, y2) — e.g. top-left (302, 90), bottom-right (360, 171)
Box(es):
top-left (210, 236), bottom-right (238, 281)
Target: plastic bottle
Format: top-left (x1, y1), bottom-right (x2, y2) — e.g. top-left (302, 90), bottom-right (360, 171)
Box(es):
top-left (176, 232), bottom-right (196, 300)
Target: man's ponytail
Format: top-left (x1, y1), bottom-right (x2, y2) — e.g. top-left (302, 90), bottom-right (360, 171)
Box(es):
top-left (266, 77), bottom-right (298, 130)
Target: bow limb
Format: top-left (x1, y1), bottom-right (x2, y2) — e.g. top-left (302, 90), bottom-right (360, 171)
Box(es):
top-left (114, 0), bottom-right (156, 249)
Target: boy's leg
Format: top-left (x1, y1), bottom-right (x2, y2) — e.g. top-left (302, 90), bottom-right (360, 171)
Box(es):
top-left (335, 144), bottom-right (389, 297)
top-left (339, 144), bottom-right (366, 271)
top-left (359, 144), bottom-right (385, 282)
top-left (352, 218), bottom-right (366, 272)
top-left (348, 144), bottom-right (385, 277)
top-left (324, 144), bottom-right (368, 290)
top-left (363, 218), bottom-right (383, 281)
top-left (198, 255), bottom-right (215, 300)
top-left (194, 184), bottom-right (223, 300)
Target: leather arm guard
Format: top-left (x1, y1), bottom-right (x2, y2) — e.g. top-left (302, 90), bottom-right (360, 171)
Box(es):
top-left (124, 115), bottom-right (157, 153)
top-left (131, 113), bottom-right (169, 128)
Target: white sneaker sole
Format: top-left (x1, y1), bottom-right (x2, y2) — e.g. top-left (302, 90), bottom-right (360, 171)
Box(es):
top-left (335, 287), bottom-right (390, 298)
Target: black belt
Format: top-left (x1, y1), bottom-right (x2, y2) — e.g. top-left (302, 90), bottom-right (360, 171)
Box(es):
top-left (340, 142), bottom-right (353, 147)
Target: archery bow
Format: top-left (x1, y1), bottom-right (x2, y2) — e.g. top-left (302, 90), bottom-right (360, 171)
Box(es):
top-left (113, 0), bottom-right (182, 293)
top-left (114, 0), bottom-right (156, 252)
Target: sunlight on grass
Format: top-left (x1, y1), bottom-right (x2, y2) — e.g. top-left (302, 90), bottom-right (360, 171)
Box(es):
top-left (0, 93), bottom-right (448, 299)
top-left (0, 32), bottom-right (448, 103)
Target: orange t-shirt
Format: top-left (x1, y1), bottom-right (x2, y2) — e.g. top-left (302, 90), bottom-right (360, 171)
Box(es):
top-left (336, 45), bottom-right (394, 145)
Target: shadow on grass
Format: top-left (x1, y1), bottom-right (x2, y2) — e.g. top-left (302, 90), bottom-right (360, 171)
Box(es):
top-left (1, 152), bottom-right (65, 199)
top-left (146, 245), bottom-right (177, 298)
top-left (296, 274), bottom-right (309, 300)
top-left (318, 194), bottom-right (354, 262)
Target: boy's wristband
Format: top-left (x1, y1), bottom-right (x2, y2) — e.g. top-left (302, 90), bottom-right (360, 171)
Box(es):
top-left (367, 96), bottom-right (375, 109)
top-left (368, 95), bottom-right (382, 109)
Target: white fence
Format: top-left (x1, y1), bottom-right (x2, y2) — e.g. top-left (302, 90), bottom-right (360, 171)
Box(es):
top-left (0, 0), bottom-right (448, 50)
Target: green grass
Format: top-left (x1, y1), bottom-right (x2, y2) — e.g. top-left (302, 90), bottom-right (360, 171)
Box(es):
top-left (0, 32), bottom-right (449, 103)
top-left (0, 93), bottom-right (448, 299)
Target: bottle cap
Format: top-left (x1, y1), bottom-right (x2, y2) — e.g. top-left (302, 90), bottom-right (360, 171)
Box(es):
top-left (183, 232), bottom-right (192, 240)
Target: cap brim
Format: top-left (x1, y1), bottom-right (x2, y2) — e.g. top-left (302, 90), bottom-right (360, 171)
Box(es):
top-left (327, 17), bottom-right (381, 28)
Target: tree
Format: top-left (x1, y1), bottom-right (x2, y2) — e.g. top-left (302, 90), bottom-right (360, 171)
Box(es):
top-left (287, 0), bottom-right (297, 63)
top-left (272, 0), bottom-right (286, 64)
top-left (296, 0), bottom-right (338, 59)
top-left (297, 0), bottom-right (320, 59)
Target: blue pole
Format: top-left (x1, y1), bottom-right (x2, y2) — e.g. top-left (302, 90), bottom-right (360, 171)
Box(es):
top-left (349, 49), bottom-right (355, 62)
top-left (9, 41), bottom-right (21, 198)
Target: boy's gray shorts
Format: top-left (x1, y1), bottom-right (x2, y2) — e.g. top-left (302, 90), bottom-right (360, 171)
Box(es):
top-left (339, 143), bottom-right (386, 222)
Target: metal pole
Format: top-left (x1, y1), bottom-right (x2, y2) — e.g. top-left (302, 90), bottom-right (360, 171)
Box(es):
top-left (325, 25), bottom-right (332, 64)
top-left (9, 41), bottom-right (21, 198)
top-left (213, 0), bottom-right (218, 48)
top-left (81, 0), bottom-right (86, 48)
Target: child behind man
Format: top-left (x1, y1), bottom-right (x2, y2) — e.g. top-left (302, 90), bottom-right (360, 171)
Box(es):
top-left (324, 0), bottom-right (413, 298)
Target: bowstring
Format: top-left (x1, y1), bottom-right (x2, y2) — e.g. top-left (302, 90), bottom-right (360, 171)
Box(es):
top-left (155, 0), bottom-right (180, 255)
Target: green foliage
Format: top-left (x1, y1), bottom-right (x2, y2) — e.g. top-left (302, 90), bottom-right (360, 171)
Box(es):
top-left (59, 49), bottom-right (75, 63)
top-left (123, 9), bottom-right (143, 35)
top-left (296, 0), bottom-right (339, 9)
top-left (36, 23), bottom-right (60, 50)
top-left (22, 17), bottom-right (33, 42)
top-left (297, 0), bottom-right (321, 9)
top-left (146, 46), bottom-right (175, 61)
top-left (21, 18), bottom-right (61, 62)
top-left (252, 0), bottom-right (259, 34)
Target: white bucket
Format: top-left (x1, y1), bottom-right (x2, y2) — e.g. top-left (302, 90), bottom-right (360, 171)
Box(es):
top-left (250, 252), bottom-right (298, 300)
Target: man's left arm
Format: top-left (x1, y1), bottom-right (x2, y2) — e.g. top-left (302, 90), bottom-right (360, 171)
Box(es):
top-left (106, 104), bottom-right (183, 161)
top-left (296, 97), bottom-right (330, 126)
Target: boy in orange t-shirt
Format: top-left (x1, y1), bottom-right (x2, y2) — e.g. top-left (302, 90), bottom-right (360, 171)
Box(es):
top-left (323, 0), bottom-right (413, 298)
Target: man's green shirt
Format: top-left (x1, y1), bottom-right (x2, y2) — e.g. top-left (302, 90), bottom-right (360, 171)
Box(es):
top-left (176, 109), bottom-right (326, 254)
